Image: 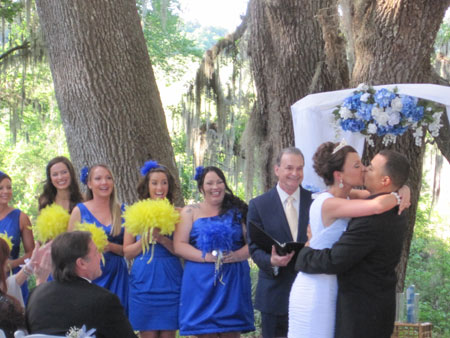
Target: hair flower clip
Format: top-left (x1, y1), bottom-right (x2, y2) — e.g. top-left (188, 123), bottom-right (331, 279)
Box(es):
top-left (140, 160), bottom-right (160, 177)
top-left (80, 166), bottom-right (89, 185)
top-left (194, 166), bottom-right (204, 181)
top-left (332, 139), bottom-right (348, 155)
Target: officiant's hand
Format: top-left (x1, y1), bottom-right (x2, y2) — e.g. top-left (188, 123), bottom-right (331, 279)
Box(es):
top-left (270, 246), bottom-right (294, 267)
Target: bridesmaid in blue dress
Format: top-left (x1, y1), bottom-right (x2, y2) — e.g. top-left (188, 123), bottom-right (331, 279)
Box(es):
top-left (174, 166), bottom-right (255, 337)
top-left (68, 164), bottom-right (128, 312)
top-left (0, 171), bottom-right (34, 303)
top-left (124, 160), bottom-right (183, 338)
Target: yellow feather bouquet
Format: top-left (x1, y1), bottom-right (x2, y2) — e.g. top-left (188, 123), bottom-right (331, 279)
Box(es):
top-left (0, 232), bottom-right (13, 251)
top-left (33, 204), bottom-right (70, 243)
top-left (123, 198), bottom-right (179, 263)
top-left (76, 222), bottom-right (108, 263)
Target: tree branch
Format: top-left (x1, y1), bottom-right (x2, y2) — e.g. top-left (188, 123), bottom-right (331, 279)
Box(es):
top-left (0, 40), bottom-right (29, 61)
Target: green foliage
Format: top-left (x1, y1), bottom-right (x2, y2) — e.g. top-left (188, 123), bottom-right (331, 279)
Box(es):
top-left (405, 180), bottom-right (450, 337)
top-left (0, 0), bottom-right (23, 23)
top-left (137, 0), bottom-right (203, 81)
top-left (184, 21), bottom-right (228, 51)
top-left (0, 108), bottom-right (68, 221)
top-left (435, 21), bottom-right (450, 49)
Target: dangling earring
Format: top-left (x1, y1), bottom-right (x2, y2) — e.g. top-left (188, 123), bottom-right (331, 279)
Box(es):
top-left (339, 179), bottom-right (344, 189)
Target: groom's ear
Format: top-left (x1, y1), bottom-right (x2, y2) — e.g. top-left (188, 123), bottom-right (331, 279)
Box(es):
top-left (381, 175), bottom-right (392, 187)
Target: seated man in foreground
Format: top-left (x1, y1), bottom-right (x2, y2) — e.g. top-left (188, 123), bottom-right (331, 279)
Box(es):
top-left (26, 231), bottom-right (136, 338)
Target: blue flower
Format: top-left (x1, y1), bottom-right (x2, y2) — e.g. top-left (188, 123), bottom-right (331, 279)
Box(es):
top-left (400, 95), bottom-right (418, 116)
top-left (334, 84), bottom-right (440, 147)
top-left (374, 88), bottom-right (396, 108)
top-left (342, 92), bottom-right (363, 110)
top-left (356, 103), bottom-right (373, 121)
top-left (194, 166), bottom-right (204, 181)
top-left (340, 118), bottom-right (366, 132)
top-left (80, 166), bottom-right (89, 185)
top-left (403, 106), bottom-right (424, 122)
top-left (391, 125), bottom-right (408, 136)
top-left (194, 216), bottom-right (234, 257)
top-left (376, 125), bottom-right (392, 136)
top-left (140, 160), bottom-right (160, 177)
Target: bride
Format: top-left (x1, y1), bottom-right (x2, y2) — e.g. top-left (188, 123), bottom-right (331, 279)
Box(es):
top-left (288, 141), bottom-right (409, 338)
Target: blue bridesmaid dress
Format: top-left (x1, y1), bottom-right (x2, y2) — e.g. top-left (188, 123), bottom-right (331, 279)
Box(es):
top-left (179, 209), bottom-right (255, 335)
top-left (128, 237), bottom-right (183, 331)
top-left (0, 209), bottom-right (29, 303)
top-left (77, 203), bottom-right (129, 313)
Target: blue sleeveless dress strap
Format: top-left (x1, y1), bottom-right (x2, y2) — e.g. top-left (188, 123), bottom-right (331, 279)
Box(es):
top-left (0, 209), bottom-right (29, 302)
top-left (179, 209), bottom-right (255, 335)
top-left (77, 203), bottom-right (129, 313)
top-left (129, 235), bottom-right (183, 331)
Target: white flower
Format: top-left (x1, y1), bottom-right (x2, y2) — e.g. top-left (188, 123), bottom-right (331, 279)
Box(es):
top-left (382, 134), bottom-right (396, 146)
top-left (372, 106), bottom-right (389, 126)
top-left (390, 97), bottom-right (403, 112)
top-left (415, 137), bottom-right (423, 147)
top-left (429, 124), bottom-right (441, 137)
top-left (413, 126), bottom-right (423, 139)
top-left (333, 85), bottom-right (444, 148)
top-left (360, 93), bottom-right (371, 102)
top-left (367, 123), bottom-right (378, 134)
top-left (432, 111), bottom-right (443, 120)
top-left (339, 107), bottom-right (353, 119)
top-left (365, 136), bottom-right (375, 147)
top-left (388, 111), bottom-right (401, 126)
top-left (356, 83), bottom-right (369, 91)
top-left (66, 325), bottom-right (96, 338)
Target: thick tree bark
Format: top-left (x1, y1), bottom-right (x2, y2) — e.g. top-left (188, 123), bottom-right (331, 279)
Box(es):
top-left (350, 0), bottom-right (450, 291)
top-left (247, 0), bottom-right (348, 190)
top-left (35, 0), bottom-right (183, 205)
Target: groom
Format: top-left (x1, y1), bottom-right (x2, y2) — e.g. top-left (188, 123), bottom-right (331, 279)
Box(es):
top-left (295, 149), bottom-right (410, 338)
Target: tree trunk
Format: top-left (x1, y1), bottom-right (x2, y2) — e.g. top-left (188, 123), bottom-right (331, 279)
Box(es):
top-left (247, 0), bottom-right (348, 190)
top-left (349, 0), bottom-right (450, 291)
top-left (35, 0), bottom-right (183, 206)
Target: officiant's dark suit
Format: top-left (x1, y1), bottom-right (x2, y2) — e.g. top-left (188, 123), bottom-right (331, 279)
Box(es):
top-left (296, 150), bottom-right (410, 338)
top-left (248, 147), bottom-right (312, 338)
top-left (26, 231), bottom-right (136, 338)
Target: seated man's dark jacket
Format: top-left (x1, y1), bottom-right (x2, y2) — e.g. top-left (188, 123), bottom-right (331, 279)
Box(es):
top-left (296, 195), bottom-right (407, 338)
top-left (26, 277), bottom-right (136, 338)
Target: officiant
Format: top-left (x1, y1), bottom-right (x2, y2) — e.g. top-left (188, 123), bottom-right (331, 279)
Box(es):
top-left (247, 147), bottom-right (313, 338)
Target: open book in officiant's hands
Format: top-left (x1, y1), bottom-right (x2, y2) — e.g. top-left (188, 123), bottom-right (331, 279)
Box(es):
top-left (249, 222), bottom-right (305, 256)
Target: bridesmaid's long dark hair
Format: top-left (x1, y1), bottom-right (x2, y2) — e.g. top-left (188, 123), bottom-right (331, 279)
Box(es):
top-left (38, 156), bottom-right (83, 213)
top-left (196, 166), bottom-right (248, 224)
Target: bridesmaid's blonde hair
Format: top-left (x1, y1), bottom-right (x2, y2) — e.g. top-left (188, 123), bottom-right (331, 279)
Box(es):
top-left (85, 164), bottom-right (122, 237)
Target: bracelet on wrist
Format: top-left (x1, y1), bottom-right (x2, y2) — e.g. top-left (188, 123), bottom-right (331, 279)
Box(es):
top-left (390, 191), bottom-right (401, 205)
top-left (23, 266), bottom-right (33, 277)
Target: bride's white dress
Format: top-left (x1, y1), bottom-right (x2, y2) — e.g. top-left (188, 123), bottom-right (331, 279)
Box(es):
top-left (288, 192), bottom-right (349, 338)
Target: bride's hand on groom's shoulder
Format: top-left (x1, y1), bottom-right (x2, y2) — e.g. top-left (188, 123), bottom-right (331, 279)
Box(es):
top-left (398, 185), bottom-right (411, 215)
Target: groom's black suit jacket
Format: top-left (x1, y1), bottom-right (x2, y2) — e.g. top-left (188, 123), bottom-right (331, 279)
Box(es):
top-left (26, 277), bottom-right (136, 338)
top-left (296, 194), bottom-right (407, 338)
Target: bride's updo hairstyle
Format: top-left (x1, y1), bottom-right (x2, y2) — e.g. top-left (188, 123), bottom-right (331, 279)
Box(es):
top-left (313, 142), bottom-right (358, 186)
